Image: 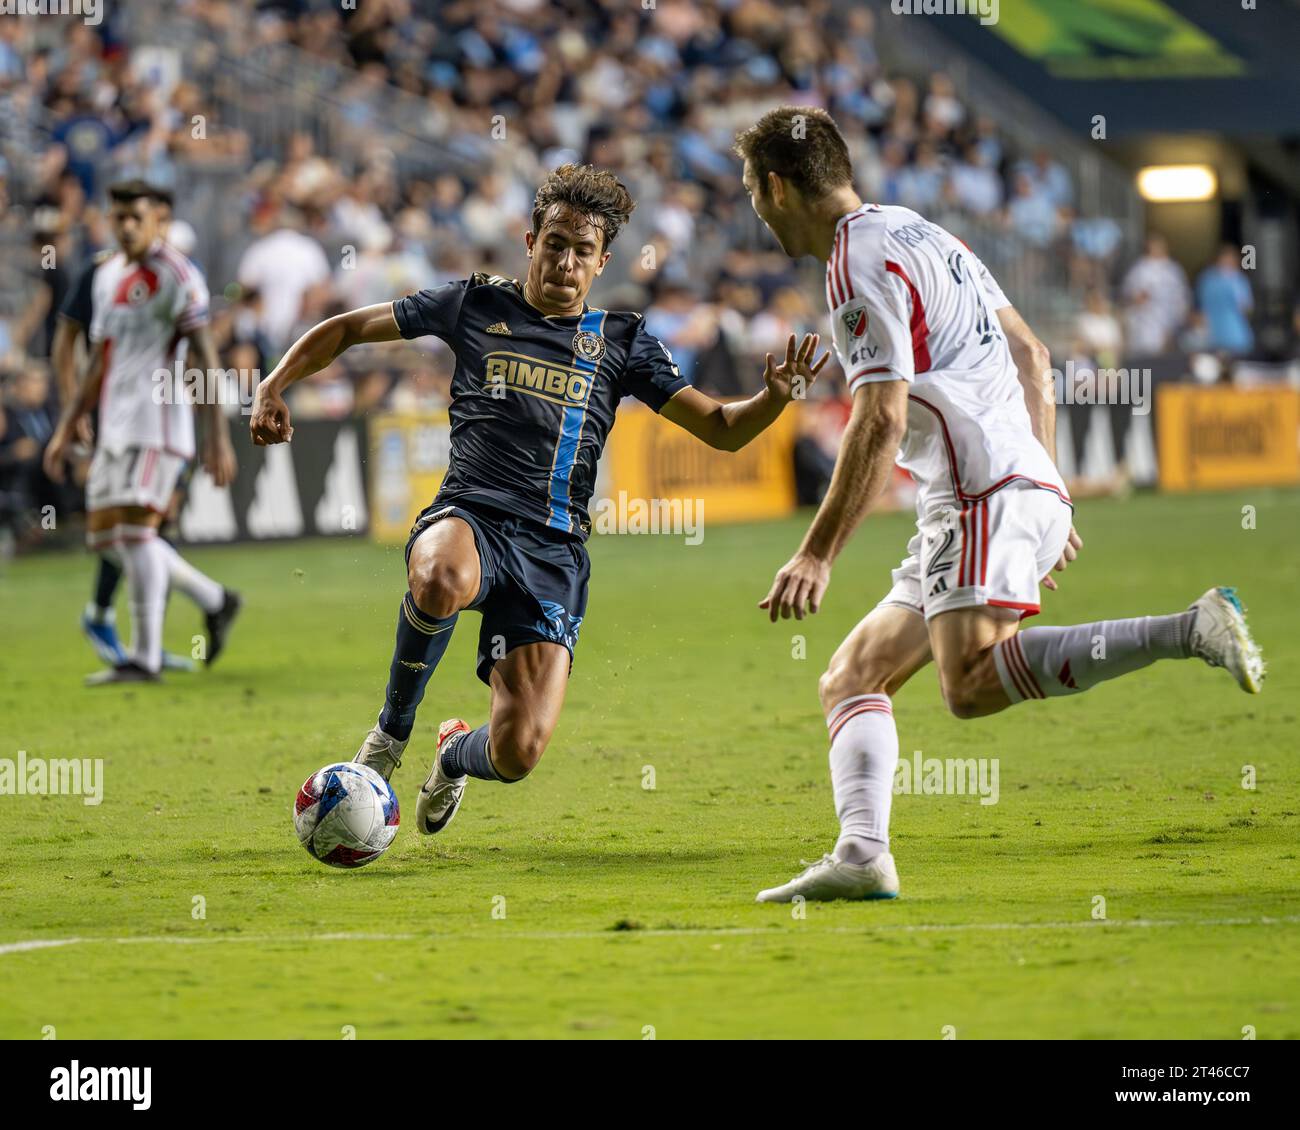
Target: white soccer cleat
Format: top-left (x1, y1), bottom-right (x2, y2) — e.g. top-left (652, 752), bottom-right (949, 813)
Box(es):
top-left (755, 852), bottom-right (900, 903)
top-left (353, 725), bottom-right (407, 782)
top-left (1188, 586), bottom-right (1264, 694)
top-left (415, 719), bottom-right (471, 835)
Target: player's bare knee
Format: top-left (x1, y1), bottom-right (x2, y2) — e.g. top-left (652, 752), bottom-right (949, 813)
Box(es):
top-left (939, 653), bottom-right (998, 719)
top-left (941, 681), bottom-right (985, 720)
top-left (407, 558), bottom-right (472, 619)
top-left (819, 656), bottom-right (892, 712)
top-left (492, 730), bottom-right (547, 781)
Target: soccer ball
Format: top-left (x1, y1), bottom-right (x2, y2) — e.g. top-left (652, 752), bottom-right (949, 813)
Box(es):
top-left (293, 763), bottom-right (399, 868)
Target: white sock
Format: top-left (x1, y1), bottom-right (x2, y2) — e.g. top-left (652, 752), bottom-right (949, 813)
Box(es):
top-left (158, 540), bottom-right (224, 614)
top-left (994, 613), bottom-right (1194, 702)
top-left (83, 601), bottom-right (115, 627)
top-left (117, 525), bottom-right (169, 673)
top-left (826, 694), bottom-right (898, 862)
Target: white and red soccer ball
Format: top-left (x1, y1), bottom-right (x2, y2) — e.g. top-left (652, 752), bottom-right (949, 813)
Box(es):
top-left (293, 763), bottom-right (399, 868)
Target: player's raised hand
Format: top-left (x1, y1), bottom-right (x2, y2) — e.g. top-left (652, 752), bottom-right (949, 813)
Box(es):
top-left (760, 549), bottom-right (831, 622)
top-left (763, 333), bottom-right (830, 404)
top-left (1042, 526), bottom-right (1083, 591)
top-left (250, 383), bottom-right (294, 445)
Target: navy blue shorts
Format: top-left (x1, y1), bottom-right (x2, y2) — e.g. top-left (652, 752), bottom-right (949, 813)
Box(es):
top-left (405, 499), bottom-right (590, 686)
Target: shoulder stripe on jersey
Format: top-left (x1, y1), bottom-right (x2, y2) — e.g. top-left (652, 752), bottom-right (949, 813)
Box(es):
top-left (152, 242), bottom-right (185, 274)
top-left (152, 243), bottom-right (194, 287)
top-left (837, 227), bottom-right (852, 304)
top-left (884, 259), bottom-right (932, 373)
top-left (837, 227), bottom-right (847, 306)
top-left (824, 237), bottom-right (838, 310)
top-left (827, 211), bottom-right (871, 308)
top-left (826, 228), bottom-right (843, 307)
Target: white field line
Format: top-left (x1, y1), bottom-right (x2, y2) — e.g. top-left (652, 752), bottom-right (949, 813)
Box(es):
top-left (2, 915), bottom-right (1299, 956)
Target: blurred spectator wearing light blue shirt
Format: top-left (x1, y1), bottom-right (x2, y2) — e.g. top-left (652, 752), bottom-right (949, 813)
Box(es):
top-left (1017, 149), bottom-right (1073, 209)
top-left (1007, 173), bottom-right (1058, 248)
top-left (1196, 245), bottom-right (1254, 356)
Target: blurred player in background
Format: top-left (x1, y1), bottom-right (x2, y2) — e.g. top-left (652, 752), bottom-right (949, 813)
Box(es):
top-left (44, 180), bottom-right (241, 684)
top-left (735, 108), bottom-right (1265, 903)
top-left (52, 186), bottom-right (224, 673)
top-left (250, 164), bottom-right (827, 837)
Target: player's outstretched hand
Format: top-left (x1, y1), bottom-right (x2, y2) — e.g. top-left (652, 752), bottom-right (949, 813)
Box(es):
top-left (760, 550), bottom-right (831, 622)
top-left (763, 333), bottom-right (830, 404)
top-left (250, 384), bottom-right (293, 446)
top-left (1042, 525), bottom-right (1082, 591)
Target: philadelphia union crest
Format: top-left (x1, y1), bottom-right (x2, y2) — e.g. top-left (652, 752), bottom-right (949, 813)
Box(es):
top-left (573, 330), bottom-right (606, 365)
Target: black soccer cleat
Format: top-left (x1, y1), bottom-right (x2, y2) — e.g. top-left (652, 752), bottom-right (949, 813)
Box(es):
top-left (204, 589), bottom-right (243, 667)
top-left (85, 661), bottom-right (161, 687)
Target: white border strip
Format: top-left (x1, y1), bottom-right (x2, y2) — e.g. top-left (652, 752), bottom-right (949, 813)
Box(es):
top-left (3, 915), bottom-right (1298, 956)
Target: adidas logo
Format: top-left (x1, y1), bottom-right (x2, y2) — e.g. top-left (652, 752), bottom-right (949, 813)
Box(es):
top-left (929, 576), bottom-right (948, 596)
top-left (485, 321), bottom-right (511, 335)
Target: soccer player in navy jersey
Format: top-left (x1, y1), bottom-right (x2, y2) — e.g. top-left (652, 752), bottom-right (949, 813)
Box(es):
top-left (251, 164), bottom-right (828, 836)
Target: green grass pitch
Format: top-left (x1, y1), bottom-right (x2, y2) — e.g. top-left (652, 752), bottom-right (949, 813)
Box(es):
top-left (1, 488), bottom-right (1297, 1039)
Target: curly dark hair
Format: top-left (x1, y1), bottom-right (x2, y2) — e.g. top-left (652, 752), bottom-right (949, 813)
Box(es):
top-left (531, 164), bottom-right (635, 251)
top-left (733, 106), bottom-right (853, 199)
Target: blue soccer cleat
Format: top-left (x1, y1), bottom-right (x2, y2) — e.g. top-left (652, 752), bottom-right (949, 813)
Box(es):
top-left (81, 606), bottom-right (127, 667)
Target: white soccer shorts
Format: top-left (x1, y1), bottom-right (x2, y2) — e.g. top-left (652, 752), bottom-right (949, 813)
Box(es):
top-left (878, 482), bottom-right (1073, 621)
top-left (86, 445), bottom-right (187, 516)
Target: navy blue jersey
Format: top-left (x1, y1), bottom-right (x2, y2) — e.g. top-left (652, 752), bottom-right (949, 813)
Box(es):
top-left (393, 273), bottom-right (690, 539)
top-left (59, 258), bottom-right (99, 327)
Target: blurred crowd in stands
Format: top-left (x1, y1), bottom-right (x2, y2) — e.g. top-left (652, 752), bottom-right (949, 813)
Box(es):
top-left (0, 0), bottom-right (1287, 544)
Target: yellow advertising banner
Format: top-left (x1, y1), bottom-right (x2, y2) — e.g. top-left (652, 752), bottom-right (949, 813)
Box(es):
top-left (367, 402), bottom-right (801, 544)
top-left (1157, 385), bottom-right (1300, 492)
top-left (369, 410), bottom-right (452, 543)
top-left (604, 402), bottom-right (798, 525)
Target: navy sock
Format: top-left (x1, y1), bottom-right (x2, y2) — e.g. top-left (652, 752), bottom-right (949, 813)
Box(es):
top-left (377, 592), bottom-right (458, 742)
top-left (440, 724), bottom-right (507, 781)
top-left (94, 554), bottom-right (122, 613)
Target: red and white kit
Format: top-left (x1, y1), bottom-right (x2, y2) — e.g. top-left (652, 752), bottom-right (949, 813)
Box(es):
top-left (86, 240), bottom-right (209, 514)
top-left (826, 204), bottom-right (1072, 619)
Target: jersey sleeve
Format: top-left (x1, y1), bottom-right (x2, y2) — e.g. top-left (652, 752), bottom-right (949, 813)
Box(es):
top-left (829, 228), bottom-right (917, 393)
top-left (618, 316), bottom-right (691, 411)
top-left (59, 262), bottom-right (97, 328)
top-left (172, 260), bottom-right (210, 333)
top-left (392, 279), bottom-right (471, 343)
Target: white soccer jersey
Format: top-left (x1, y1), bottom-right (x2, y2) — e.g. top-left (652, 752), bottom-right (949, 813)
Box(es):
top-left (826, 204), bottom-right (1068, 510)
top-left (88, 241), bottom-right (210, 460)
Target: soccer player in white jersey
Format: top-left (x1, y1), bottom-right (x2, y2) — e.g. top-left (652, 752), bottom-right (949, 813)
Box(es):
top-left (44, 180), bottom-right (240, 685)
top-left (53, 185), bottom-right (232, 674)
top-left (734, 108), bottom-right (1264, 903)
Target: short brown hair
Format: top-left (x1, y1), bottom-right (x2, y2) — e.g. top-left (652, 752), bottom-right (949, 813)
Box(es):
top-left (734, 106), bottom-right (853, 199)
top-left (531, 164), bottom-right (635, 251)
